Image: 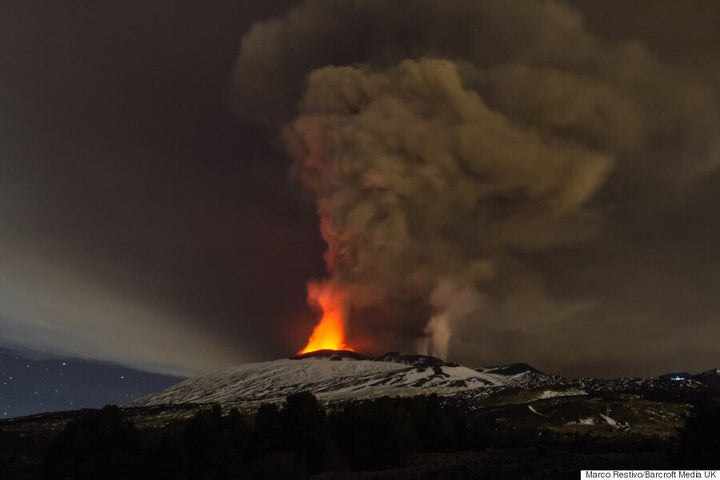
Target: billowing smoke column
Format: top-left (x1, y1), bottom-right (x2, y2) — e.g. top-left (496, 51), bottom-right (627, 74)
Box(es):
top-left (284, 59), bottom-right (611, 357)
top-left (233, 0), bottom-right (720, 360)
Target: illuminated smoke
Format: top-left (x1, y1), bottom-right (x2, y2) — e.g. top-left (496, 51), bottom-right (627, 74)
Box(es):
top-left (233, 0), bottom-right (720, 360)
top-left (283, 58), bottom-right (611, 356)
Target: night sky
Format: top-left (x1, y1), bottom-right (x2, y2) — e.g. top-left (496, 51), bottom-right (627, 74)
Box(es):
top-left (1, 0), bottom-right (719, 384)
top-left (0, 347), bottom-right (182, 418)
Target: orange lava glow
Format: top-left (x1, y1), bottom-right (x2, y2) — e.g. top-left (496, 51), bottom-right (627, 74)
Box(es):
top-left (300, 282), bottom-right (353, 353)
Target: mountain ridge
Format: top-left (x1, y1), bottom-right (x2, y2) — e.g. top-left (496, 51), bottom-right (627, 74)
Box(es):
top-left (127, 350), bottom-right (719, 408)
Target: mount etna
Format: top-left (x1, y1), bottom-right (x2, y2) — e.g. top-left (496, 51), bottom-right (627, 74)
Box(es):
top-left (128, 349), bottom-right (719, 410)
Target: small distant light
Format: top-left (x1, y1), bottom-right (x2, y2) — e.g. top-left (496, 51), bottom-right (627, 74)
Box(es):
top-left (62, 362), bottom-right (66, 366)
top-left (120, 375), bottom-right (125, 380)
top-left (670, 376), bottom-right (685, 381)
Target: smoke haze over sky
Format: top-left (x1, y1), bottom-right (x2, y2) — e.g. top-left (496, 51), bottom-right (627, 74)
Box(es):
top-left (1, 0), bottom-right (719, 377)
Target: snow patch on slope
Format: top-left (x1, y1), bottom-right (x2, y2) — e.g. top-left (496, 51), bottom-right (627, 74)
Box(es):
top-left (128, 357), bottom-right (508, 407)
top-left (535, 388), bottom-right (587, 400)
top-left (528, 405), bottom-right (547, 417)
top-left (599, 414), bottom-right (618, 427)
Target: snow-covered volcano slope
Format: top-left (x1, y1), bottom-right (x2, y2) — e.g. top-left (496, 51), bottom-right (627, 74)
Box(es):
top-left (128, 352), bottom-right (510, 407)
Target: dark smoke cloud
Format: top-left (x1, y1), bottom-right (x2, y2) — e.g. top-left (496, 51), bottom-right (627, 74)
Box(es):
top-left (0, 0), bottom-right (303, 375)
top-left (284, 58), bottom-right (611, 357)
top-left (232, 0), bottom-right (720, 363)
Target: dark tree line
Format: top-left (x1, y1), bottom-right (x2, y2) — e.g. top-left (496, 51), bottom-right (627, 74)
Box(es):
top-left (43, 405), bottom-right (140, 479)
top-left (676, 399), bottom-right (720, 468)
top-left (41, 394), bottom-right (488, 479)
top-left (39, 394), bottom-right (720, 478)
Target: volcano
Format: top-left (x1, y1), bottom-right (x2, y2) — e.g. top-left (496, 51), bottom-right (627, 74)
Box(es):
top-left (127, 350), bottom-right (720, 421)
top-left (127, 350), bottom-right (519, 407)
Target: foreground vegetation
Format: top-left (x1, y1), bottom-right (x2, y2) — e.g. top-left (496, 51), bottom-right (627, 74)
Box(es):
top-left (1, 393), bottom-right (718, 479)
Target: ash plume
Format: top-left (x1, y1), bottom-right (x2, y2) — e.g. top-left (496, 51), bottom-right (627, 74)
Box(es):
top-left (232, 0), bottom-right (720, 360)
top-left (283, 58), bottom-right (610, 357)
